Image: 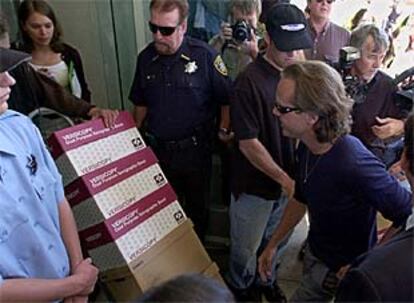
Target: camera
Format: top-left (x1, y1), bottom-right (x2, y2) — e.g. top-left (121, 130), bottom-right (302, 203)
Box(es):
top-left (338, 46), bottom-right (360, 73)
top-left (232, 20), bottom-right (252, 43)
top-left (333, 47), bottom-right (368, 104)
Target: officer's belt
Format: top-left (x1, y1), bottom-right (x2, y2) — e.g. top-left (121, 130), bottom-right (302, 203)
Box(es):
top-left (161, 135), bottom-right (199, 151)
top-left (146, 121), bottom-right (213, 151)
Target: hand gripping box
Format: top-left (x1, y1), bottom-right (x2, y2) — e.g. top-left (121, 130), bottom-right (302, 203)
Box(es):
top-left (65, 148), bottom-right (172, 230)
top-left (78, 184), bottom-right (187, 271)
top-left (48, 111), bottom-right (146, 186)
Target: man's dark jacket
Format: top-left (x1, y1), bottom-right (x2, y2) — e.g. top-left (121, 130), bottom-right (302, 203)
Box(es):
top-left (336, 227), bottom-right (414, 302)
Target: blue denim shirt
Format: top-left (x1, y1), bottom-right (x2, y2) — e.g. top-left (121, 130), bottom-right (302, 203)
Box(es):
top-left (0, 110), bottom-right (69, 284)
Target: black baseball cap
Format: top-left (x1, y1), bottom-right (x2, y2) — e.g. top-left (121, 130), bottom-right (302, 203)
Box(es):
top-left (0, 48), bottom-right (31, 73)
top-left (265, 3), bottom-right (312, 52)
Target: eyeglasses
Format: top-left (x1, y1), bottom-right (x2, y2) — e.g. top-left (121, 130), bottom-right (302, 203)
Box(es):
top-left (316, 0), bottom-right (335, 4)
top-left (274, 103), bottom-right (302, 114)
top-left (148, 22), bottom-right (178, 36)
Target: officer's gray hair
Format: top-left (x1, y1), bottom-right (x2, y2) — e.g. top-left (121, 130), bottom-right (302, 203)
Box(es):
top-left (350, 24), bottom-right (389, 53)
top-left (230, 0), bottom-right (262, 17)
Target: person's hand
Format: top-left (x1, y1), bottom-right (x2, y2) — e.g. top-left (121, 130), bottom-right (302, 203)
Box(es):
top-left (72, 258), bottom-right (99, 296)
top-left (389, 160), bottom-right (407, 181)
top-left (88, 107), bottom-right (119, 128)
top-left (219, 22), bottom-right (232, 42)
top-left (372, 117), bottom-right (404, 140)
top-left (258, 244), bottom-right (277, 283)
top-left (240, 28), bottom-right (259, 59)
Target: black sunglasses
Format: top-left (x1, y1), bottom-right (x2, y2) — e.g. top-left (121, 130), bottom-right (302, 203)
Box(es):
top-left (148, 22), bottom-right (178, 36)
top-left (316, 0), bottom-right (335, 4)
top-left (274, 103), bottom-right (302, 114)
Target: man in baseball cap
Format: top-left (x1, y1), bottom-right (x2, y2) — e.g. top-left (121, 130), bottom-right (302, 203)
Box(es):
top-left (0, 48), bottom-right (30, 73)
top-left (0, 48), bottom-right (30, 113)
top-left (228, 3), bottom-right (311, 302)
top-left (265, 3), bottom-right (312, 51)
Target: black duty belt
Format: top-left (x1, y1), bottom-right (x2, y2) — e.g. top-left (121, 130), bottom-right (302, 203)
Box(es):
top-left (161, 135), bottom-right (199, 151)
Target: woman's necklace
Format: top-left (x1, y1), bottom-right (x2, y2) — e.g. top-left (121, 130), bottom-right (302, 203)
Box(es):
top-left (303, 149), bottom-right (323, 184)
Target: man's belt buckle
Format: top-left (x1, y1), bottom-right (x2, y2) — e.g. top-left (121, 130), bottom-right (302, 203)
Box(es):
top-left (165, 135), bottom-right (198, 150)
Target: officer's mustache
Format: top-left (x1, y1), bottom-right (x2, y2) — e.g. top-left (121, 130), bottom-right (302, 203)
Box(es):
top-left (154, 41), bottom-right (170, 48)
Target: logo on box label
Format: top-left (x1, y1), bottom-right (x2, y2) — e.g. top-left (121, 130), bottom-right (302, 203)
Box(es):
top-left (154, 173), bottom-right (165, 186)
top-left (131, 137), bottom-right (144, 149)
top-left (174, 210), bottom-right (185, 223)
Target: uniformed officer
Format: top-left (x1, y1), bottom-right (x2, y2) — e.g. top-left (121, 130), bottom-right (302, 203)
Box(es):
top-left (129, 0), bottom-right (232, 240)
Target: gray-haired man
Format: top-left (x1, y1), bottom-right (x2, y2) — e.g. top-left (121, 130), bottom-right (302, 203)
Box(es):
top-left (349, 24), bottom-right (407, 166)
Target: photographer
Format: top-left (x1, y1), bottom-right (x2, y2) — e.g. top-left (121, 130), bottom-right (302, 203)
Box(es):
top-left (209, 0), bottom-right (261, 80)
top-left (348, 24), bottom-right (406, 166)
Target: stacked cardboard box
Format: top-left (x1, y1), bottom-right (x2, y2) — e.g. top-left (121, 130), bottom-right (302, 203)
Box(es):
top-left (49, 112), bottom-right (222, 300)
top-left (101, 220), bottom-right (221, 302)
top-left (49, 112), bottom-right (147, 186)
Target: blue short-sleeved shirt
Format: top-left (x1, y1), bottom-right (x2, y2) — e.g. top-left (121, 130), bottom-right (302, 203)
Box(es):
top-left (129, 36), bottom-right (231, 141)
top-left (0, 110), bottom-right (69, 284)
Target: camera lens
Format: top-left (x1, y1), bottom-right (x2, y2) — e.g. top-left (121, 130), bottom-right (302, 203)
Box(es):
top-left (232, 21), bottom-right (251, 43)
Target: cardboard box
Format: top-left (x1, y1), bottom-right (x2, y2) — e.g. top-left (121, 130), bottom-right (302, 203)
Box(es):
top-left (100, 220), bottom-right (213, 301)
top-left (66, 148), bottom-right (170, 230)
top-left (79, 185), bottom-right (187, 271)
top-left (202, 262), bottom-right (225, 285)
top-left (102, 262), bottom-right (224, 302)
top-left (48, 111), bottom-right (146, 185)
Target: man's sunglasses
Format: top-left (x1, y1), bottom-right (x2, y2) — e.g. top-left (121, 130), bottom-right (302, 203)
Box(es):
top-left (316, 0), bottom-right (335, 4)
top-left (148, 22), bottom-right (178, 36)
top-left (274, 103), bottom-right (302, 114)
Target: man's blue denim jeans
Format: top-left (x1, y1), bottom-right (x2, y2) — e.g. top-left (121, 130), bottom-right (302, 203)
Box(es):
top-left (228, 193), bottom-right (289, 290)
top-left (290, 245), bottom-right (338, 302)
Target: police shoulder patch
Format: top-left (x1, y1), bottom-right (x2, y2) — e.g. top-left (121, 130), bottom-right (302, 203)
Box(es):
top-left (213, 55), bottom-right (228, 77)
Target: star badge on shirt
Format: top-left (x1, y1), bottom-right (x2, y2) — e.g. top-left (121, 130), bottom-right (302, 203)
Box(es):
top-left (27, 154), bottom-right (38, 176)
top-left (184, 61), bottom-right (198, 74)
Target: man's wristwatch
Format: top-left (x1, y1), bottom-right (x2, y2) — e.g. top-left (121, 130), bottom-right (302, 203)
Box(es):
top-left (219, 127), bottom-right (230, 135)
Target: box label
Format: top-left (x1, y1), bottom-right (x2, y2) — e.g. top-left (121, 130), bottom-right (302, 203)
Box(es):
top-left (80, 185), bottom-right (179, 248)
top-left (49, 111), bottom-right (137, 158)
